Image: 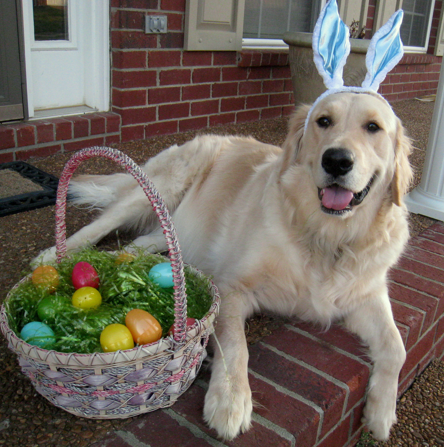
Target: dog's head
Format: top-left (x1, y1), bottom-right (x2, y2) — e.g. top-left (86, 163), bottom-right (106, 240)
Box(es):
top-left (281, 92), bottom-right (412, 218)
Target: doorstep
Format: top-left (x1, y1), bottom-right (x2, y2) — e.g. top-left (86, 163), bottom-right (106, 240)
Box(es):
top-left (92, 222), bottom-right (444, 447)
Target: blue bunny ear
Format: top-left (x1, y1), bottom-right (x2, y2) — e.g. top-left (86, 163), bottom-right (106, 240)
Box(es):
top-left (362, 10), bottom-right (404, 91)
top-left (312, 0), bottom-right (350, 90)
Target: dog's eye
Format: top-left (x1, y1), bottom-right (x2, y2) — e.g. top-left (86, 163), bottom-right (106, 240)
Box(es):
top-left (366, 122), bottom-right (380, 133)
top-left (317, 117), bottom-right (331, 128)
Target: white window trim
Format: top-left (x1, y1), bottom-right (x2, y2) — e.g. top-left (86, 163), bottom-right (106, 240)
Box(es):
top-left (401, 0), bottom-right (436, 54)
top-left (242, 38), bottom-right (289, 50)
top-left (241, 0), bottom-right (328, 51)
top-left (403, 45), bottom-right (430, 54)
top-left (375, 0), bottom-right (436, 54)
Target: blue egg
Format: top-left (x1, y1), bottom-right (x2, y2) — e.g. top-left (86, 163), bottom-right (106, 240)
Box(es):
top-left (149, 262), bottom-right (174, 288)
top-left (20, 321), bottom-right (55, 348)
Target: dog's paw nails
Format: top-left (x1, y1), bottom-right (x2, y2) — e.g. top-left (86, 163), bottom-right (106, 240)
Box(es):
top-left (366, 423), bottom-right (391, 441)
top-left (203, 382), bottom-right (253, 440)
top-left (363, 407), bottom-right (395, 441)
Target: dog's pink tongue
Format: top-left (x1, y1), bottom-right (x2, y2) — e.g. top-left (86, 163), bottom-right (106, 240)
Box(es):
top-left (321, 185), bottom-right (354, 210)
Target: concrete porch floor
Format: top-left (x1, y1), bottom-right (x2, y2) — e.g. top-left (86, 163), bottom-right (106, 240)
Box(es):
top-left (0, 98), bottom-right (442, 447)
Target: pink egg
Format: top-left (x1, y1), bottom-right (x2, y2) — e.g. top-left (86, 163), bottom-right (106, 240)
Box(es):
top-left (72, 262), bottom-right (100, 290)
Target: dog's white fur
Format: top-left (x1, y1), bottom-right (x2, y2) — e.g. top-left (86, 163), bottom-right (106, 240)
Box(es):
top-left (36, 93), bottom-right (413, 441)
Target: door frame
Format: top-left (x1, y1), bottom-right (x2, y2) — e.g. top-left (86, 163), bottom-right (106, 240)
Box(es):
top-left (0, 0), bottom-right (27, 122)
top-left (21, 0), bottom-right (110, 119)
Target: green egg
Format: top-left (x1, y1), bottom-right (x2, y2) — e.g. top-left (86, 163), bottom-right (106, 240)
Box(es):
top-left (37, 296), bottom-right (66, 323)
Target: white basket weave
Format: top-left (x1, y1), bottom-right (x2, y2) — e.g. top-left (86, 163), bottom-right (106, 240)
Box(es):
top-left (0, 147), bottom-right (220, 419)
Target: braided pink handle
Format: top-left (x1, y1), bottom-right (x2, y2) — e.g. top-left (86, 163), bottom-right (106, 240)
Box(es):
top-left (55, 147), bottom-right (187, 345)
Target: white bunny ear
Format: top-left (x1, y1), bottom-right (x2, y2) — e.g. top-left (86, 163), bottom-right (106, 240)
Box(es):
top-left (362, 10), bottom-right (404, 91)
top-left (312, 0), bottom-right (350, 90)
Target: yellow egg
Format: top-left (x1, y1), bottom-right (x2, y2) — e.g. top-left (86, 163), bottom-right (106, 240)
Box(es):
top-left (125, 309), bottom-right (163, 345)
top-left (100, 324), bottom-right (135, 352)
top-left (115, 252), bottom-right (136, 265)
top-left (32, 265), bottom-right (59, 293)
top-left (72, 287), bottom-right (102, 309)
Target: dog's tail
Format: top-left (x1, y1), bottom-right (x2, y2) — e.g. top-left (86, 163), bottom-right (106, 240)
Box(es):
top-left (68, 136), bottom-right (226, 216)
top-left (68, 173), bottom-right (135, 210)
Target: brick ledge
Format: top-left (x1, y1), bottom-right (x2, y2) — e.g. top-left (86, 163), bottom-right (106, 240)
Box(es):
top-left (237, 50), bottom-right (289, 67)
top-left (0, 112), bottom-right (121, 163)
top-left (400, 53), bottom-right (442, 65)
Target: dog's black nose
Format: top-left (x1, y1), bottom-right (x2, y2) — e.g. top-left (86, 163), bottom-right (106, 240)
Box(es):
top-left (322, 148), bottom-right (354, 177)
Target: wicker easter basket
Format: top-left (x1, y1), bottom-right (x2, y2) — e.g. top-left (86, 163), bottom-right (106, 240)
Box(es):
top-left (0, 147), bottom-right (220, 419)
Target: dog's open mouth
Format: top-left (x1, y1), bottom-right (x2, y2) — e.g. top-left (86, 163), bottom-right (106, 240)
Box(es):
top-left (318, 177), bottom-right (374, 215)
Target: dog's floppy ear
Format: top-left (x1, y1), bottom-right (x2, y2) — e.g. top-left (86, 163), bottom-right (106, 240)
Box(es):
top-left (392, 118), bottom-right (413, 206)
top-left (280, 104), bottom-right (311, 175)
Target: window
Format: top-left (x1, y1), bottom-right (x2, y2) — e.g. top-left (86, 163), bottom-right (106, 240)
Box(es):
top-left (243, 0), bottom-right (323, 48)
top-left (185, 0), bottom-right (444, 53)
top-left (33, 0), bottom-right (69, 41)
top-left (400, 0), bottom-right (435, 51)
top-left (244, 0), bottom-right (320, 38)
top-left (241, 0), bottom-right (369, 49)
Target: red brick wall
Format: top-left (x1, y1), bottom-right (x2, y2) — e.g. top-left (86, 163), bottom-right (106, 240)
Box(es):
top-left (428, 0), bottom-right (443, 55)
top-left (0, 0), bottom-right (443, 162)
top-left (110, 0), bottom-right (294, 143)
top-left (380, 54), bottom-right (442, 102)
top-left (364, 0), bottom-right (376, 39)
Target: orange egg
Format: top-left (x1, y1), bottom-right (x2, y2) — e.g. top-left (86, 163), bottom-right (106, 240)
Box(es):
top-left (32, 265), bottom-right (59, 293)
top-left (115, 252), bottom-right (136, 265)
top-left (125, 309), bottom-right (162, 345)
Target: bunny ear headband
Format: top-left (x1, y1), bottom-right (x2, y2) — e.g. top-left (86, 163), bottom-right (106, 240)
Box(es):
top-left (304, 0), bottom-right (404, 130)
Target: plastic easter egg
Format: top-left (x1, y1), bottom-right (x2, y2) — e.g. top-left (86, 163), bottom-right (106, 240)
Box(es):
top-left (168, 317), bottom-right (196, 336)
top-left (148, 262), bottom-right (174, 288)
top-left (32, 265), bottom-right (59, 293)
top-left (37, 295), bottom-right (66, 322)
top-left (20, 321), bottom-right (55, 348)
top-left (125, 309), bottom-right (163, 345)
top-left (72, 262), bottom-right (100, 290)
top-left (115, 252), bottom-right (136, 265)
top-left (100, 324), bottom-right (135, 352)
top-left (72, 287), bottom-right (102, 309)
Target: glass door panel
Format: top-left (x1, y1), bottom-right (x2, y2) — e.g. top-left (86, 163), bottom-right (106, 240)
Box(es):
top-left (33, 0), bottom-right (69, 41)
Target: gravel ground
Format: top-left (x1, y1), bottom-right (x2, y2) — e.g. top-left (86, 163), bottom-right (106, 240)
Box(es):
top-left (0, 98), bottom-right (442, 446)
top-left (357, 360), bottom-right (444, 447)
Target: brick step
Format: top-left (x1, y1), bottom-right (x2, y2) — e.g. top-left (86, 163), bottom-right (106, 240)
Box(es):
top-left (93, 223), bottom-right (444, 447)
top-left (0, 112), bottom-right (121, 163)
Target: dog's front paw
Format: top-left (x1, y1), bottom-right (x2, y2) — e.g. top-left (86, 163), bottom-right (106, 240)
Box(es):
top-left (31, 246), bottom-right (57, 268)
top-left (203, 377), bottom-right (253, 440)
top-left (362, 394), bottom-right (397, 441)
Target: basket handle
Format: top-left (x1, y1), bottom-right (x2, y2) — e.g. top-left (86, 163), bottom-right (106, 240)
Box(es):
top-left (54, 147), bottom-right (188, 345)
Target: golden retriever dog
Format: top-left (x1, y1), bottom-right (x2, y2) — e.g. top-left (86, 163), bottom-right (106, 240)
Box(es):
top-left (36, 91), bottom-right (413, 441)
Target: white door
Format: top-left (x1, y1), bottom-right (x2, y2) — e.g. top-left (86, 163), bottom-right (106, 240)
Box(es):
top-left (22, 0), bottom-right (109, 118)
